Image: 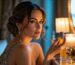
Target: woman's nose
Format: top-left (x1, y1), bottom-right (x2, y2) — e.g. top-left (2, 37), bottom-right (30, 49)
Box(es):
top-left (36, 23), bottom-right (40, 29)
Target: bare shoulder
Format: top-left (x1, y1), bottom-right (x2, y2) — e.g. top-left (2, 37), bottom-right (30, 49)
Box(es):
top-left (9, 44), bottom-right (31, 57)
top-left (15, 44), bottom-right (31, 54)
top-left (31, 42), bottom-right (43, 54)
top-left (31, 42), bottom-right (42, 49)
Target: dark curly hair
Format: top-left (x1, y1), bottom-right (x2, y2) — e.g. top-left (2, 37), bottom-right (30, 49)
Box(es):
top-left (7, 1), bottom-right (46, 36)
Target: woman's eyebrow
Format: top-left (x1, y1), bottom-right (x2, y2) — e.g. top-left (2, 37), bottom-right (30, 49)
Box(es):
top-left (30, 18), bottom-right (37, 21)
top-left (30, 18), bottom-right (43, 21)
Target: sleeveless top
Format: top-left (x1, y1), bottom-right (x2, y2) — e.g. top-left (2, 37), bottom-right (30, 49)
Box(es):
top-left (0, 43), bottom-right (20, 65)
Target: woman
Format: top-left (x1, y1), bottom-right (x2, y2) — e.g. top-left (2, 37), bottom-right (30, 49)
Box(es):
top-left (1, 1), bottom-right (65, 65)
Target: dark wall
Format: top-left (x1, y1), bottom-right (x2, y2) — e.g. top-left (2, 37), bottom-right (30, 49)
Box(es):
top-left (55, 0), bottom-right (68, 18)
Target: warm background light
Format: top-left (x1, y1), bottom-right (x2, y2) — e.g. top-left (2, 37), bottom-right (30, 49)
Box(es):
top-left (55, 18), bottom-right (70, 33)
top-left (66, 34), bottom-right (75, 47)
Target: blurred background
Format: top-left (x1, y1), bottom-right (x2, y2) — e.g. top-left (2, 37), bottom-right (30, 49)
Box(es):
top-left (0, 0), bottom-right (74, 56)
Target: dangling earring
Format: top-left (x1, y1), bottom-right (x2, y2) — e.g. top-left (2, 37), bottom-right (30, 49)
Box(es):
top-left (19, 31), bottom-right (21, 34)
top-left (23, 29), bottom-right (27, 35)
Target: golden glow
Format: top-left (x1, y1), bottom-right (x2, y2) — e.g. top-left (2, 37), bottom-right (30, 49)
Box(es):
top-left (56, 18), bottom-right (70, 33)
top-left (68, 0), bottom-right (75, 33)
top-left (66, 34), bottom-right (75, 47)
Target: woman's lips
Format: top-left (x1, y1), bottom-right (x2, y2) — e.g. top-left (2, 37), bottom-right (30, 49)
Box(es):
top-left (35, 31), bottom-right (40, 34)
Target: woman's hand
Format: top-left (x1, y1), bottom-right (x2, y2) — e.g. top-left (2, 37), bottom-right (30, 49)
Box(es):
top-left (46, 37), bottom-right (66, 60)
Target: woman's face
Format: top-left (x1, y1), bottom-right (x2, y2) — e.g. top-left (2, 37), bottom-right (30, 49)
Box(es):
top-left (21, 10), bottom-right (43, 39)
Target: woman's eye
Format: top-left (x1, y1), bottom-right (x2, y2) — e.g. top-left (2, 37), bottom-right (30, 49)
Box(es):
top-left (30, 20), bottom-right (36, 23)
top-left (39, 20), bottom-right (43, 24)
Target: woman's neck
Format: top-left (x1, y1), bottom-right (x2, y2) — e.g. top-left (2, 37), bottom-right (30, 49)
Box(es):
top-left (15, 34), bottom-right (32, 46)
top-left (21, 36), bottom-right (32, 45)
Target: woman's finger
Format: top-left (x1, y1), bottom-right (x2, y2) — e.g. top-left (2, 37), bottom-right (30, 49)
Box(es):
top-left (51, 39), bottom-right (60, 48)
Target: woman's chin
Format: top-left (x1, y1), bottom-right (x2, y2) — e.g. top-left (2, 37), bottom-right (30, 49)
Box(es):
top-left (34, 36), bottom-right (40, 39)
